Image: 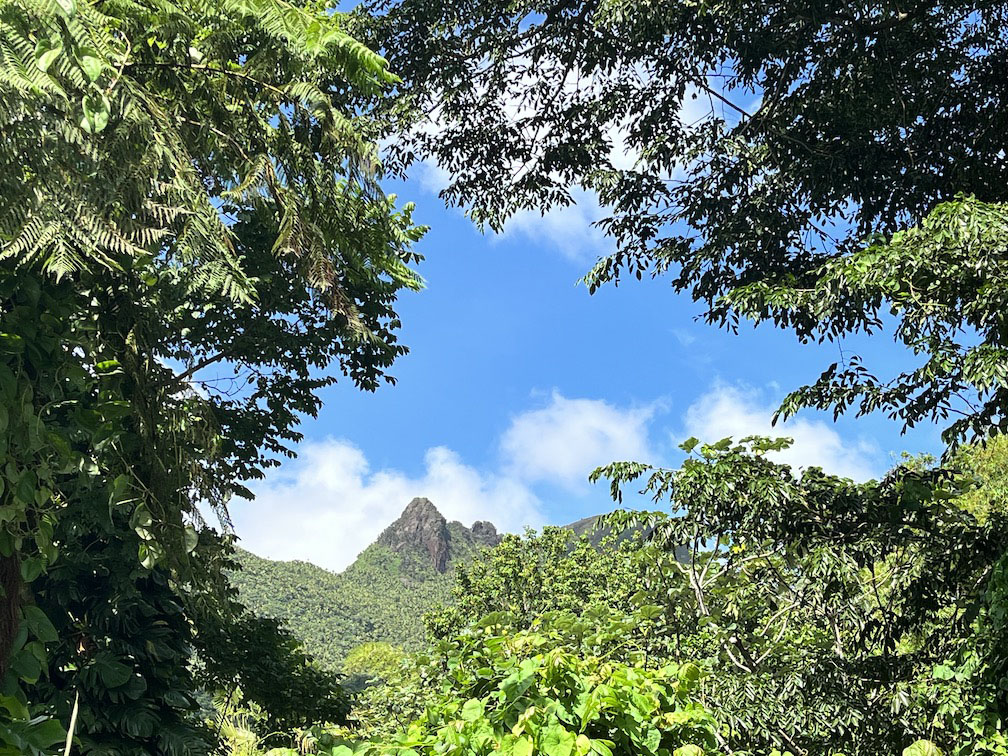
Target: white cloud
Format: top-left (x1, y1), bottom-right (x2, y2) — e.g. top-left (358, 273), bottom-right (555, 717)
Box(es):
top-left (682, 384), bottom-right (881, 481)
top-left (499, 187), bottom-right (609, 262)
top-left (230, 439), bottom-right (544, 572)
top-left (226, 385), bottom-right (884, 570)
top-left (501, 391), bottom-right (656, 489)
top-left (229, 391), bottom-right (661, 570)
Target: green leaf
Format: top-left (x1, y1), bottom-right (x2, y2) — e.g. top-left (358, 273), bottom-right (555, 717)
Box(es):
top-left (22, 605), bottom-right (58, 643)
top-left (932, 664), bottom-right (954, 680)
top-left (34, 37), bottom-right (63, 73)
top-left (80, 93), bottom-right (110, 134)
top-left (903, 742), bottom-right (943, 756)
top-left (22, 717), bottom-right (66, 747)
top-left (183, 525), bottom-right (198, 553)
top-left (678, 437), bottom-right (700, 453)
top-left (9, 648), bottom-right (41, 683)
top-left (677, 662), bottom-right (701, 685)
top-left (54, 0), bottom-right (76, 17)
top-left (95, 657), bottom-right (133, 687)
top-left (19, 557), bottom-right (43, 583)
top-left (513, 737), bottom-right (533, 756)
top-left (0, 334), bottom-right (24, 353)
top-left (542, 724), bottom-right (576, 756)
top-left (138, 543), bottom-right (156, 569)
top-left (461, 698), bottom-right (484, 722)
top-left (77, 48), bottom-right (104, 82)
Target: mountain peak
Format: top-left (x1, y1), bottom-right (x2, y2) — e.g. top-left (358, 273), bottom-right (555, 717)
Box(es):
top-left (377, 497), bottom-right (450, 571)
top-left (400, 496), bottom-right (443, 522)
top-left (375, 498), bottom-right (501, 573)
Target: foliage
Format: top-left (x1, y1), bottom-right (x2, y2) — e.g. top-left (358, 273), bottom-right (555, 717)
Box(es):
top-left (342, 642), bottom-right (405, 692)
top-left (230, 542), bottom-right (455, 671)
top-left (32, 498), bottom-right (211, 755)
top-left (21, 500), bottom-right (349, 755)
top-left (0, 0), bottom-right (422, 610)
top-left (425, 526), bottom-right (651, 641)
top-left (1, 0), bottom-right (406, 296)
top-left (733, 196), bottom-right (1008, 445)
top-left (0, 270), bottom-right (109, 751)
top-left (1, 0), bottom-right (423, 745)
top-left (355, 607), bottom-right (722, 756)
top-left (592, 435), bottom-right (1008, 754)
top-left (231, 516), bottom-right (495, 670)
top-left (194, 582), bottom-right (350, 738)
top-left (356, 0), bottom-right (1008, 444)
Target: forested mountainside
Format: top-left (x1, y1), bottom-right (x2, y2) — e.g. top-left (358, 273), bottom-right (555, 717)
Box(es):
top-left (228, 498), bottom-right (501, 670)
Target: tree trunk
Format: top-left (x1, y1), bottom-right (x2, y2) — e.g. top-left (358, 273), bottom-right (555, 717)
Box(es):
top-left (0, 552), bottom-right (21, 675)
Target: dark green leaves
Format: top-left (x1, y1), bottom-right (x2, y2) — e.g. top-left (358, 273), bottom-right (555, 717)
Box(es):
top-left (363, 0), bottom-right (1008, 445)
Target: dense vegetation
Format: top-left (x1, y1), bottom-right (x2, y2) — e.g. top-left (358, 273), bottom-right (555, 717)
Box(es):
top-left (0, 0), bottom-right (418, 750)
top-left (230, 543), bottom-right (455, 670)
top-left (229, 502), bottom-right (498, 670)
top-left (339, 439), bottom-right (1008, 755)
top-left (1, 0), bottom-right (1006, 753)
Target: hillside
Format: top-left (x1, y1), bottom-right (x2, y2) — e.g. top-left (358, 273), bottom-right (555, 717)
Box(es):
top-left (229, 498), bottom-right (500, 670)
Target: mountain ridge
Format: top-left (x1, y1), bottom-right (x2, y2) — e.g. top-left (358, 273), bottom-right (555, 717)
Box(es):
top-left (229, 499), bottom-right (618, 671)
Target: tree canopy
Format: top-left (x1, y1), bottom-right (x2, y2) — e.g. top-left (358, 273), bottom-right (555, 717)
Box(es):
top-left (355, 0), bottom-right (1008, 444)
top-left (0, 0), bottom-right (423, 749)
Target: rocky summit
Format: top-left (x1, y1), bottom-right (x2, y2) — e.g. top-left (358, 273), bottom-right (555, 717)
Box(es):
top-left (375, 497), bottom-right (501, 573)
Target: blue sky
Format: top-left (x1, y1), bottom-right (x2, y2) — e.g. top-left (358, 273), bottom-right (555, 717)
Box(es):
top-left (229, 168), bottom-right (946, 572)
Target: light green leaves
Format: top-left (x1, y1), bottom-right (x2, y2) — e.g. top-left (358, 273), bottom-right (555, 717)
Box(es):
top-left (513, 736), bottom-right (533, 756)
top-left (80, 92), bottom-right (110, 133)
top-left (34, 36), bottom-right (63, 72)
top-left (460, 698), bottom-right (484, 722)
top-left (77, 48), bottom-right (104, 82)
top-left (360, 609), bottom-right (720, 756)
top-left (903, 742), bottom-right (943, 756)
top-left (54, 0), bottom-right (77, 17)
top-left (541, 724), bottom-right (576, 756)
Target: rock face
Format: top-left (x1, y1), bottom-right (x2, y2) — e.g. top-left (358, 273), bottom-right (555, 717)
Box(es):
top-left (377, 497), bottom-right (451, 572)
top-left (470, 520), bottom-right (500, 547)
top-left (376, 498), bottom-right (502, 573)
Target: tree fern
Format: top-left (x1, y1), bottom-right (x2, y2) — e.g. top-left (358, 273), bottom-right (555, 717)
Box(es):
top-left (0, 0), bottom-right (420, 312)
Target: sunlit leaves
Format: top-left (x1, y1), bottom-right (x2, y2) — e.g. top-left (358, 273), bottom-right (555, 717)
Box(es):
top-left (357, 608), bottom-right (719, 756)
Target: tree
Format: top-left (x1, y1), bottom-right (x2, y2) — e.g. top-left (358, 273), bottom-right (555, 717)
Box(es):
top-left (425, 526), bottom-right (650, 640)
top-left (0, 0), bottom-right (423, 744)
top-left (352, 607), bottom-right (722, 754)
top-left (591, 436), bottom-right (1008, 754)
top-left (32, 497), bottom-right (212, 755)
top-left (342, 642), bottom-right (406, 692)
top-left (355, 0), bottom-right (1008, 444)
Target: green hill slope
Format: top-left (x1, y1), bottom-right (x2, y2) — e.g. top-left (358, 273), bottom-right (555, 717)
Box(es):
top-left (228, 498), bottom-right (500, 670)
